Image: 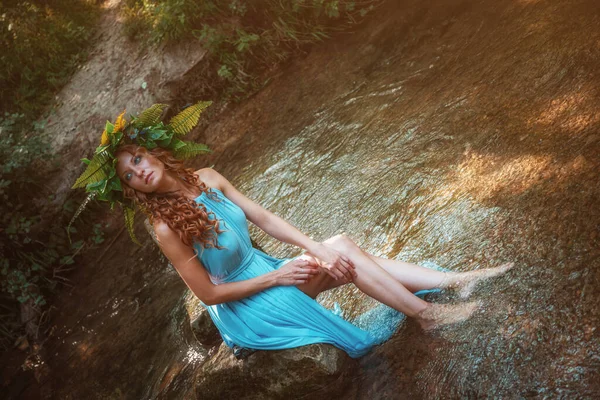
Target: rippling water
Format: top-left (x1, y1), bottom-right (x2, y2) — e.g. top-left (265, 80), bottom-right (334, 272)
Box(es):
top-left (207, 0), bottom-right (599, 397)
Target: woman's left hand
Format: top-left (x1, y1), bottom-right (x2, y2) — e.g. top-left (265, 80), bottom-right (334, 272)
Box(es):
top-left (305, 244), bottom-right (357, 283)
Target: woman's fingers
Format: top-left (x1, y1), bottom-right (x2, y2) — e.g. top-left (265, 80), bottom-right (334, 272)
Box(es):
top-left (331, 258), bottom-right (354, 282)
top-left (342, 256), bottom-right (355, 269)
top-left (292, 253), bottom-right (356, 283)
top-left (294, 259), bottom-right (319, 269)
top-left (293, 264), bottom-right (319, 275)
top-left (339, 258), bottom-right (358, 278)
top-left (320, 266), bottom-right (338, 280)
top-left (325, 265), bottom-right (345, 281)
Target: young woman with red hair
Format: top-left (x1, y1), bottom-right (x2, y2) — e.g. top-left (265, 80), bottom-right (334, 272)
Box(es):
top-left (114, 144), bottom-right (512, 358)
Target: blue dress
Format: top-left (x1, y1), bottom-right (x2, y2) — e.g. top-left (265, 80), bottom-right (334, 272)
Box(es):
top-left (192, 187), bottom-right (442, 358)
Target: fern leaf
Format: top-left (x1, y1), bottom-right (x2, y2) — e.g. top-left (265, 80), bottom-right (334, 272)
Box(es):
top-left (134, 104), bottom-right (167, 128)
top-left (172, 142), bottom-right (211, 159)
top-left (124, 206), bottom-right (141, 245)
top-left (72, 150), bottom-right (112, 189)
top-left (66, 193), bottom-right (96, 243)
top-left (168, 101), bottom-right (212, 137)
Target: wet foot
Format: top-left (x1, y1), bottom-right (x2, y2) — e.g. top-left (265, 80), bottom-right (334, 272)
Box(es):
top-left (417, 301), bottom-right (481, 331)
top-left (448, 262), bottom-right (514, 299)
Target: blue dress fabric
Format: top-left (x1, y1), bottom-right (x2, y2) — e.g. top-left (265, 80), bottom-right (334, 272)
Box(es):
top-left (192, 188), bottom-right (444, 358)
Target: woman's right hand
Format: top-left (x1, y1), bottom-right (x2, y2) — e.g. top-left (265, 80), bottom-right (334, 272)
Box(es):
top-left (275, 258), bottom-right (320, 286)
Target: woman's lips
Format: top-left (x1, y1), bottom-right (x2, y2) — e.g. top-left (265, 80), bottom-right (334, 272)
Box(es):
top-left (145, 171), bottom-right (153, 184)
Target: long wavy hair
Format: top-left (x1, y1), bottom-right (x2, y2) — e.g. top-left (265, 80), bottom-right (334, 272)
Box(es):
top-left (116, 144), bottom-right (227, 249)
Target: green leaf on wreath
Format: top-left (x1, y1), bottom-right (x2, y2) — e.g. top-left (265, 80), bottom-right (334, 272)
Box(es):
top-left (168, 101), bottom-right (212, 137)
top-left (173, 142), bottom-right (211, 159)
top-left (111, 131), bottom-right (123, 146)
top-left (149, 129), bottom-right (167, 140)
top-left (66, 192), bottom-right (96, 243)
top-left (134, 104), bottom-right (168, 128)
top-left (123, 206), bottom-right (141, 245)
top-left (170, 138), bottom-right (187, 150)
top-left (72, 150), bottom-right (112, 189)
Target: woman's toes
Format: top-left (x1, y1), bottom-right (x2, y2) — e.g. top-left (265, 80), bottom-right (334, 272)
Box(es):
top-left (418, 301), bottom-right (481, 331)
top-left (458, 262), bottom-right (514, 299)
top-left (498, 262), bottom-right (515, 272)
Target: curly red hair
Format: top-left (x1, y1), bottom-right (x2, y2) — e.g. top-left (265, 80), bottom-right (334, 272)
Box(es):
top-left (116, 144), bottom-right (227, 249)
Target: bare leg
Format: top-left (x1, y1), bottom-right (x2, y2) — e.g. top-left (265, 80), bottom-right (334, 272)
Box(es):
top-left (365, 254), bottom-right (514, 298)
top-left (297, 234), bottom-right (480, 330)
top-left (364, 255), bottom-right (450, 293)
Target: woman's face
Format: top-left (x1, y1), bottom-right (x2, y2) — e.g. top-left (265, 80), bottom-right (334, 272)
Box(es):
top-left (115, 148), bottom-right (165, 193)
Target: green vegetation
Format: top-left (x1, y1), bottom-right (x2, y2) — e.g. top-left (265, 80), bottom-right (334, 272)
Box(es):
top-left (121, 0), bottom-right (383, 100)
top-left (0, 0), bottom-right (101, 352)
top-left (0, 113), bottom-right (110, 351)
top-left (0, 0), bottom-right (100, 117)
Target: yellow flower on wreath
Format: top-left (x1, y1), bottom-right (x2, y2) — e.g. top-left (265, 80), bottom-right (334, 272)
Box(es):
top-left (99, 109), bottom-right (126, 146)
top-left (114, 109), bottom-right (126, 132)
top-left (100, 129), bottom-right (109, 145)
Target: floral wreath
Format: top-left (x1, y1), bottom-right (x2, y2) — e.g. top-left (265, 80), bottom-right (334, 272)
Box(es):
top-left (69, 101), bottom-right (213, 244)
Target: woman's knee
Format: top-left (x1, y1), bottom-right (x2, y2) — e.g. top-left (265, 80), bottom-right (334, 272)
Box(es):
top-left (323, 233), bottom-right (360, 254)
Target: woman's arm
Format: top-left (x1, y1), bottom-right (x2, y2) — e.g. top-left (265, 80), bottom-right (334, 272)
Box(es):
top-left (154, 222), bottom-right (319, 305)
top-left (198, 168), bottom-right (356, 282)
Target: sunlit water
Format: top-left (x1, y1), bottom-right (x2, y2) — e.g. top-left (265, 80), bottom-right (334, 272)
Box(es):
top-left (28, 0), bottom-right (599, 398)
top-left (206, 1), bottom-right (599, 397)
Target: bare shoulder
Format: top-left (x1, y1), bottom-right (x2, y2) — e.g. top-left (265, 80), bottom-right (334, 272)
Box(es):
top-left (194, 167), bottom-right (227, 191)
top-left (153, 220), bottom-right (179, 244)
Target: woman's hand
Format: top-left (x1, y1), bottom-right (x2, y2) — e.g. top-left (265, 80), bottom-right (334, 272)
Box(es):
top-left (275, 258), bottom-right (321, 286)
top-left (305, 244), bottom-right (357, 283)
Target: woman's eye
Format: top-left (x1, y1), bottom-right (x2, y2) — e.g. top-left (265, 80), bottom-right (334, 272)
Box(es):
top-left (134, 156), bottom-right (141, 165)
top-left (125, 172), bottom-right (132, 181)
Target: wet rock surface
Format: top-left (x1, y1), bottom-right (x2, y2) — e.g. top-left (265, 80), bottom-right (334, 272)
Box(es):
top-left (185, 295), bottom-right (222, 348)
top-left (196, 342), bottom-right (356, 400)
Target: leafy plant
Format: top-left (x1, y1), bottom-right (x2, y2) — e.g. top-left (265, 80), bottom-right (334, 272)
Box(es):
top-left (0, 113), bottom-right (106, 352)
top-left (0, 0), bottom-right (100, 117)
top-left (120, 0), bottom-right (384, 102)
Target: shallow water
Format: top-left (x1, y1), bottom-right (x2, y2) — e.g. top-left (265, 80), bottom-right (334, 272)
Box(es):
top-left (21, 0), bottom-right (599, 398)
top-left (203, 0), bottom-right (600, 397)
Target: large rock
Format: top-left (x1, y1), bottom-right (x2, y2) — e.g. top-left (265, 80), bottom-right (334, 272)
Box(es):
top-left (184, 291), bottom-right (222, 348)
top-left (195, 342), bottom-right (357, 399)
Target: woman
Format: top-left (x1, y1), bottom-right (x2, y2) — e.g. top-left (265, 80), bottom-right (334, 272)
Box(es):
top-left (114, 143), bottom-right (513, 358)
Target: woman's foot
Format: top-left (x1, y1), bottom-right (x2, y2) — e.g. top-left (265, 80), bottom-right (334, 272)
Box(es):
top-left (441, 262), bottom-right (514, 299)
top-left (416, 301), bottom-right (481, 331)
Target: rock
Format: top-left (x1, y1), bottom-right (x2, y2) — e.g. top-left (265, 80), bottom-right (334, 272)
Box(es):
top-left (195, 342), bottom-right (357, 399)
top-left (184, 292), bottom-right (222, 348)
top-left (190, 311), bottom-right (222, 347)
